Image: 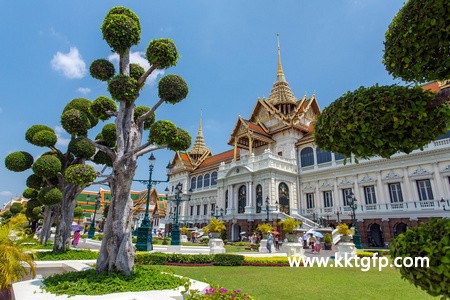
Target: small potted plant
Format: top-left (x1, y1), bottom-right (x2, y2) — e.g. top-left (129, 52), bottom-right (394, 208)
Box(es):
top-left (204, 218), bottom-right (226, 238)
top-left (324, 233), bottom-right (333, 250)
top-left (278, 218), bottom-right (302, 242)
top-left (337, 223), bottom-right (354, 243)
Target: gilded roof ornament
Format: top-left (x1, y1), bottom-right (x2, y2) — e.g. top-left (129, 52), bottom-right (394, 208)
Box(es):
top-left (189, 111), bottom-right (210, 156)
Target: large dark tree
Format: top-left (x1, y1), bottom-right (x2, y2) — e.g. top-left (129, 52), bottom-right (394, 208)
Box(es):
top-left (85, 7), bottom-right (191, 275)
top-left (314, 0), bottom-right (450, 160)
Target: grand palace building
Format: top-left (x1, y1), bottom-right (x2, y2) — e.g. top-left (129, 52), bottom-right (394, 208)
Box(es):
top-left (165, 43), bottom-right (450, 247)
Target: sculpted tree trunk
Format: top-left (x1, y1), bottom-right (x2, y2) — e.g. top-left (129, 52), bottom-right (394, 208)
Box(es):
top-left (40, 205), bottom-right (55, 245)
top-left (91, 7), bottom-right (191, 275)
top-left (53, 184), bottom-right (82, 252)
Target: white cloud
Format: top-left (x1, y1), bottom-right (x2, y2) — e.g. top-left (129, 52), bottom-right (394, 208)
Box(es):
top-left (77, 87), bottom-right (91, 94)
top-left (0, 191), bottom-right (13, 198)
top-left (51, 47), bottom-right (86, 79)
top-left (54, 125), bottom-right (70, 147)
top-left (108, 51), bottom-right (164, 85)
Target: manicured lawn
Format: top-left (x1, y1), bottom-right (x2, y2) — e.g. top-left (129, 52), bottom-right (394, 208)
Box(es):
top-left (155, 265), bottom-right (437, 300)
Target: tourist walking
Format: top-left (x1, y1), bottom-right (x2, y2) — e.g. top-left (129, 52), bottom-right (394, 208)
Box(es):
top-left (274, 235), bottom-right (279, 250)
top-left (72, 230), bottom-right (81, 248)
top-left (266, 231), bottom-right (274, 253)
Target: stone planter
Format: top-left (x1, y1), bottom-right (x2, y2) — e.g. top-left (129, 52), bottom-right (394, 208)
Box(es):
top-left (210, 232), bottom-right (221, 238)
top-left (285, 233), bottom-right (297, 242)
top-left (208, 238), bottom-right (225, 254)
top-left (181, 234), bottom-right (188, 243)
top-left (258, 239), bottom-right (274, 253)
top-left (341, 235), bottom-right (352, 243)
top-left (281, 242), bottom-right (305, 257)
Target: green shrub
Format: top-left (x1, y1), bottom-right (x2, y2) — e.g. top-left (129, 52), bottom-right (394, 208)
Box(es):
top-left (38, 187), bottom-right (62, 205)
top-left (243, 256), bottom-right (289, 265)
top-left (35, 250), bottom-right (98, 261)
top-left (90, 59), bottom-right (115, 81)
top-left (162, 238), bottom-right (170, 245)
top-left (5, 151), bottom-right (34, 172)
top-left (90, 96), bottom-right (117, 120)
top-left (356, 251), bottom-right (378, 258)
top-left (135, 252), bottom-right (168, 265)
top-left (108, 74), bottom-right (139, 102)
top-left (42, 266), bottom-right (184, 296)
top-left (146, 38), bottom-right (179, 69)
top-left (129, 63), bottom-right (145, 81)
top-left (390, 218), bottom-right (450, 299)
top-left (68, 137), bottom-right (96, 159)
top-left (26, 174), bottom-right (43, 189)
top-left (213, 254), bottom-right (244, 266)
top-left (64, 164), bottom-right (97, 186)
top-left (25, 125), bottom-right (54, 144)
top-left (134, 106), bottom-right (155, 130)
top-left (158, 74), bottom-right (188, 104)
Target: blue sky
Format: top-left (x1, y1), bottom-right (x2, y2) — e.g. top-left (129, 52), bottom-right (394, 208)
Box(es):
top-left (0, 0), bottom-right (406, 206)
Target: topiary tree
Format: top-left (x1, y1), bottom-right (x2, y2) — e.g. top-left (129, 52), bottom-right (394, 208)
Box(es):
top-left (9, 203), bottom-right (23, 216)
top-left (390, 218), bottom-right (450, 299)
top-left (83, 6), bottom-right (191, 275)
top-left (4, 98), bottom-right (102, 252)
top-left (73, 206), bottom-right (84, 224)
top-left (314, 0), bottom-right (450, 161)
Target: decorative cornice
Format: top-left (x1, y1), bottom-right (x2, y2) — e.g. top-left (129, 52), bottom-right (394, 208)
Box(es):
top-left (303, 183), bottom-right (315, 191)
top-left (383, 171), bottom-right (403, 181)
top-left (337, 178), bottom-right (353, 187)
top-left (410, 166), bottom-right (432, 177)
top-left (359, 174), bottom-right (376, 184)
top-left (319, 181), bottom-right (333, 190)
top-left (441, 164), bottom-right (450, 174)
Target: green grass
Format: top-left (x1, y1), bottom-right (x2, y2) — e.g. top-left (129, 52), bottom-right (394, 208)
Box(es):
top-left (153, 265), bottom-right (437, 300)
top-left (34, 249), bottom-right (98, 260)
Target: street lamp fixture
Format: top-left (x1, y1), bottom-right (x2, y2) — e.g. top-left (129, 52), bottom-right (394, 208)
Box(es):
top-left (441, 197), bottom-right (447, 211)
top-left (135, 154), bottom-right (172, 251)
top-left (166, 183), bottom-right (192, 245)
top-left (346, 192), bottom-right (363, 249)
top-left (263, 197), bottom-right (278, 223)
top-left (335, 210), bottom-right (341, 223)
top-left (87, 192), bottom-right (101, 239)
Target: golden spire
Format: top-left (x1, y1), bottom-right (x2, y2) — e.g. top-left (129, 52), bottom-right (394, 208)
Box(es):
top-left (190, 110), bottom-right (210, 156)
top-left (276, 33), bottom-right (286, 83)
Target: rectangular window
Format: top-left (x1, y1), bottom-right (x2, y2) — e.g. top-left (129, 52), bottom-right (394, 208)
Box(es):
top-left (364, 186), bottom-right (377, 205)
top-left (323, 191), bottom-right (333, 208)
top-left (342, 188), bottom-right (352, 206)
top-left (211, 203), bottom-right (215, 215)
top-left (203, 204), bottom-right (207, 215)
top-left (389, 183), bottom-right (403, 203)
top-left (190, 206), bottom-right (193, 216)
top-left (417, 179), bottom-right (434, 201)
top-left (306, 193), bottom-right (314, 209)
top-left (196, 205), bottom-right (200, 215)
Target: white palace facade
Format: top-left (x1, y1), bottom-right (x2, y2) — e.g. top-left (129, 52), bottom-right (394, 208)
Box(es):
top-left (165, 44), bottom-right (450, 247)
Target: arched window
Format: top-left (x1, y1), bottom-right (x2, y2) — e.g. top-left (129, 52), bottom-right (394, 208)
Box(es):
top-left (197, 175), bottom-right (203, 189)
top-left (238, 185), bottom-right (246, 214)
top-left (190, 177), bottom-right (196, 190)
top-left (300, 147), bottom-right (314, 167)
top-left (316, 148), bottom-right (332, 164)
top-left (204, 174), bottom-right (210, 187)
top-left (278, 182), bottom-right (290, 215)
top-left (256, 184), bottom-right (262, 213)
top-left (211, 172), bottom-right (218, 186)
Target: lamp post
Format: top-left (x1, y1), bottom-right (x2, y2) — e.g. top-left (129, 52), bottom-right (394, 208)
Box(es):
top-left (335, 210), bottom-right (341, 223)
top-left (441, 197), bottom-right (448, 212)
top-left (166, 183), bottom-right (192, 245)
top-left (346, 192), bottom-right (363, 249)
top-left (312, 212), bottom-right (316, 223)
top-left (325, 214), bottom-right (331, 227)
top-left (135, 154), bottom-right (172, 251)
top-left (213, 207), bottom-right (224, 220)
top-left (87, 192), bottom-right (101, 239)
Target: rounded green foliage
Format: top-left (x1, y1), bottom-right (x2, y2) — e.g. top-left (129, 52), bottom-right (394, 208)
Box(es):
top-left (73, 206), bottom-right (84, 218)
top-left (61, 109), bottom-right (91, 136)
top-left (9, 202), bottom-right (23, 215)
top-left (5, 151), bottom-right (34, 172)
top-left (390, 218), bottom-right (450, 298)
top-left (26, 199), bottom-right (41, 210)
top-left (28, 206), bottom-right (42, 219)
top-left (68, 137), bottom-right (96, 159)
top-left (90, 96), bottom-right (117, 120)
top-left (383, 0), bottom-right (450, 82)
top-left (32, 155), bottom-right (62, 178)
top-left (92, 151), bottom-right (113, 167)
top-left (101, 13), bottom-right (140, 54)
top-left (108, 74), bottom-right (138, 102)
top-left (134, 106), bottom-right (155, 130)
top-left (158, 75), bottom-right (188, 104)
top-left (38, 187), bottom-right (62, 206)
top-left (26, 174), bottom-right (43, 189)
top-left (105, 6), bottom-right (140, 28)
top-left (168, 128), bottom-right (191, 151)
top-left (23, 188), bottom-right (38, 199)
top-left (314, 85), bottom-right (450, 159)
top-left (101, 123), bottom-right (116, 146)
top-left (64, 164), bottom-right (97, 187)
top-left (149, 120), bottom-right (177, 146)
top-left (130, 63), bottom-right (145, 81)
top-left (32, 130), bottom-right (57, 147)
top-left (146, 38), bottom-right (179, 69)
top-left (25, 125), bottom-right (54, 144)
top-left (90, 59), bottom-right (115, 81)
top-left (63, 98), bottom-right (98, 129)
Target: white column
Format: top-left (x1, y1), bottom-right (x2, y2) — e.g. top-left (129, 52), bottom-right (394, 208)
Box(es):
top-left (433, 163), bottom-right (445, 199)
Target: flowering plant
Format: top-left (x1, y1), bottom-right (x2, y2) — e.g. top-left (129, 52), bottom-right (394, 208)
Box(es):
top-left (187, 287), bottom-right (255, 299)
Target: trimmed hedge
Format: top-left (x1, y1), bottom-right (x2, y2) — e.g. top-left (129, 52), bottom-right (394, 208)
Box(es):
top-left (34, 250), bottom-right (98, 261)
top-left (213, 254), bottom-right (244, 266)
top-left (135, 252), bottom-right (214, 265)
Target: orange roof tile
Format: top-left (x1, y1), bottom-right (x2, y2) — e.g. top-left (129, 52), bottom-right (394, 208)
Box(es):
top-left (194, 149), bottom-right (239, 171)
top-left (246, 121), bottom-right (270, 137)
top-left (422, 82), bottom-right (440, 92)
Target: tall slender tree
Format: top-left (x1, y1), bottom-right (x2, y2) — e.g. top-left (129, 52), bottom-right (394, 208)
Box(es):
top-left (85, 7), bottom-right (191, 275)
